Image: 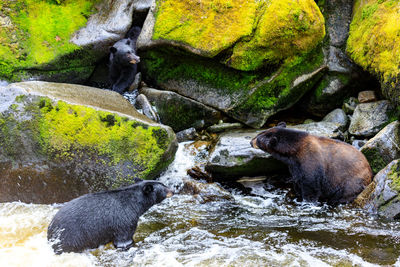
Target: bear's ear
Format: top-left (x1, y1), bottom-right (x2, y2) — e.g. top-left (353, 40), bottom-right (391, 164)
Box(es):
top-left (276, 122), bottom-right (286, 128)
top-left (110, 47), bottom-right (117, 53)
top-left (143, 184), bottom-right (154, 194)
top-left (269, 136), bottom-right (278, 147)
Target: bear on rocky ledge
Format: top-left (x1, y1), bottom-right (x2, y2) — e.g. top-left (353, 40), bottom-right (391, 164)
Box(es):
top-left (251, 122), bottom-right (373, 205)
top-left (109, 26), bottom-right (141, 94)
top-left (47, 179), bottom-right (173, 254)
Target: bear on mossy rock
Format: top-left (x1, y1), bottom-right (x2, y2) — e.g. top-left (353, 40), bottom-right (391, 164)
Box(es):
top-left (109, 27), bottom-right (141, 94)
top-left (251, 122), bottom-right (373, 205)
top-left (47, 179), bottom-right (173, 254)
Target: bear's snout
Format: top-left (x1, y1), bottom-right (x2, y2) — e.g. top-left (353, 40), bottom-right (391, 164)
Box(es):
top-left (250, 138), bottom-right (259, 149)
top-left (166, 189), bottom-right (174, 198)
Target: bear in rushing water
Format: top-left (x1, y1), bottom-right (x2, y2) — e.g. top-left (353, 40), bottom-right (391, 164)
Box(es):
top-left (250, 122), bottom-right (372, 205)
top-left (47, 179), bottom-right (173, 254)
top-left (109, 26), bottom-right (141, 94)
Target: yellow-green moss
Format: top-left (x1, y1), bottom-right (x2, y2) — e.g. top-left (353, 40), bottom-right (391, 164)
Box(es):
top-left (152, 0), bottom-right (325, 71)
top-left (153, 0), bottom-right (257, 57)
top-left (347, 0), bottom-right (400, 81)
top-left (0, 0), bottom-right (99, 80)
top-left (36, 98), bottom-right (168, 178)
top-left (229, 0), bottom-right (325, 71)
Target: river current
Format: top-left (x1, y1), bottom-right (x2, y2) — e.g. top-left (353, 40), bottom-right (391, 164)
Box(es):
top-left (1, 142), bottom-right (400, 266)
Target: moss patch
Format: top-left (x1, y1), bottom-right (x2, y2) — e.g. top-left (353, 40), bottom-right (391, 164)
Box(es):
top-left (347, 0), bottom-right (400, 82)
top-left (388, 161), bottom-right (400, 192)
top-left (0, 0), bottom-right (100, 81)
top-left (34, 98), bottom-right (168, 178)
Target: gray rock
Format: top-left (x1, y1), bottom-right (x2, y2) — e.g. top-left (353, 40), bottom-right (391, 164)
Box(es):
top-left (342, 97), bottom-right (359, 114)
top-left (205, 130), bottom-right (286, 179)
top-left (349, 100), bottom-right (393, 137)
top-left (128, 72), bottom-right (142, 92)
top-left (207, 122), bottom-right (243, 133)
top-left (359, 160), bottom-right (400, 220)
top-left (176, 128), bottom-right (198, 142)
top-left (290, 121), bottom-right (343, 139)
top-left (135, 94), bottom-right (160, 122)
top-left (322, 108), bottom-right (348, 130)
top-left (352, 139), bottom-right (367, 150)
top-left (327, 46), bottom-right (352, 74)
top-left (0, 81), bottom-right (177, 204)
top-left (361, 121), bottom-right (400, 173)
top-left (140, 87), bottom-right (222, 132)
top-left (325, 0), bottom-right (353, 47)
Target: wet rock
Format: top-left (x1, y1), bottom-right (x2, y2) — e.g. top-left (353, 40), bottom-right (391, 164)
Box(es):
top-left (205, 130), bottom-right (286, 179)
top-left (140, 87), bottom-right (222, 132)
top-left (356, 160), bottom-right (400, 220)
top-left (180, 179), bottom-right (233, 203)
top-left (322, 108), bottom-right (348, 131)
top-left (361, 121), bottom-right (400, 174)
top-left (342, 97), bottom-right (358, 114)
top-left (0, 81), bottom-right (177, 204)
top-left (207, 122), bottom-right (244, 133)
top-left (128, 72), bottom-right (142, 92)
top-left (176, 128), bottom-right (198, 143)
top-left (187, 166), bottom-right (212, 183)
top-left (349, 100), bottom-right (393, 137)
top-left (135, 94), bottom-right (160, 122)
top-left (358, 90), bottom-right (377, 103)
top-left (327, 46), bottom-right (352, 74)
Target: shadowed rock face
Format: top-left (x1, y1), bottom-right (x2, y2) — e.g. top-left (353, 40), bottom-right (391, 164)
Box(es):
top-left (0, 81), bottom-right (177, 204)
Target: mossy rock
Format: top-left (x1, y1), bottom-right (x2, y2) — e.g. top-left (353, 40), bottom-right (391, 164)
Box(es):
top-left (347, 0), bottom-right (400, 107)
top-left (141, 46), bottom-right (326, 128)
top-left (141, 0), bottom-right (325, 71)
top-left (0, 81), bottom-right (177, 204)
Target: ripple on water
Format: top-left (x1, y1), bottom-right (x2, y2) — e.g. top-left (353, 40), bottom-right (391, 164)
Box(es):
top-left (0, 143), bottom-right (400, 266)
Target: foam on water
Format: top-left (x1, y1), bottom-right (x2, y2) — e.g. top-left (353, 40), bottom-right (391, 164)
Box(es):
top-left (0, 142), bottom-right (400, 266)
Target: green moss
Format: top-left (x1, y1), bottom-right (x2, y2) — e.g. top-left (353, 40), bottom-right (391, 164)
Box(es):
top-left (388, 161), bottom-right (400, 192)
top-left (35, 98), bottom-right (169, 178)
top-left (0, 0), bottom-right (100, 81)
top-left (363, 147), bottom-right (388, 174)
top-left (347, 0), bottom-right (400, 82)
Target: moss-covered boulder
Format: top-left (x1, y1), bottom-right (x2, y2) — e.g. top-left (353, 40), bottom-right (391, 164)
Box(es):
top-left (138, 0), bottom-right (326, 128)
top-left (0, 0), bottom-right (138, 83)
top-left (0, 81), bottom-right (177, 204)
top-left (347, 0), bottom-right (400, 108)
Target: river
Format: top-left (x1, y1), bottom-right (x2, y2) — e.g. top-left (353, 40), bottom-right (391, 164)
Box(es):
top-left (1, 142), bottom-right (400, 266)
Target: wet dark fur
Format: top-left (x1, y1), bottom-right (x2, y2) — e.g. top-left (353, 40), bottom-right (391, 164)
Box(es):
top-left (109, 26), bottom-right (141, 94)
top-left (251, 122), bottom-right (373, 205)
top-left (47, 179), bottom-right (172, 254)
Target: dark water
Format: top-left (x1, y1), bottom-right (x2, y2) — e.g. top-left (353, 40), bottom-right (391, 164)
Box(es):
top-left (1, 143), bottom-right (399, 266)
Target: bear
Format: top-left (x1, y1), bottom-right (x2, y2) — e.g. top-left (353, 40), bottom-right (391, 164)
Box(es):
top-left (109, 26), bottom-right (141, 94)
top-left (250, 122), bottom-right (373, 205)
top-left (47, 179), bottom-right (173, 254)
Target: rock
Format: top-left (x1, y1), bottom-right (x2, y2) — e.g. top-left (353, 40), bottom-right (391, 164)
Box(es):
top-left (180, 179), bottom-right (233, 203)
top-left (135, 94), bottom-right (160, 122)
top-left (342, 97), bottom-right (359, 114)
top-left (0, 81), bottom-right (177, 204)
top-left (140, 87), bottom-right (222, 132)
top-left (361, 121), bottom-right (400, 173)
top-left (356, 160), bottom-right (400, 220)
top-left (128, 72), bottom-right (142, 92)
top-left (352, 139), bottom-right (367, 150)
top-left (207, 122), bottom-right (244, 133)
top-left (138, 0), bottom-right (326, 128)
top-left (0, 0), bottom-right (139, 83)
top-left (348, 100), bottom-right (393, 137)
top-left (176, 128), bottom-right (198, 142)
top-left (322, 108), bottom-right (348, 130)
top-left (205, 130), bottom-right (286, 179)
top-left (358, 90), bottom-right (377, 103)
top-left (347, 0), bottom-right (400, 110)
top-left (290, 122), bottom-right (343, 139)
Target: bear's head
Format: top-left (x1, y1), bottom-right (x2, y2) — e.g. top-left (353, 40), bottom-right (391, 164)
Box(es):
top-left (137, 180), bottom-right (174, 205)
top-left (250, 122), bottom-right (287, 153)
top-left (109, 39), bottom-right (140, 66)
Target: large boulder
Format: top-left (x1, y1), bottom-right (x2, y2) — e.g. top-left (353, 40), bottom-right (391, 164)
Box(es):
top-left (347, 0), bottom-right (400, 109)
top-left (138, 0), bottom-right (326, 128)
top-left (0, 81), bottom-right (177, 204)
top-left (348, 100), bottom-right (393, 137)
top-left (0, 0), bottom-right (143, 83)
top-left (361, 121), bottom-right (400, 174)
top-left (356, 160), bottom-right (400, 220)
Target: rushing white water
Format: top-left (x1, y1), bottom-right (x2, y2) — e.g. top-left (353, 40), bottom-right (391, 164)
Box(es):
top-left (1, 142), bottom-right (400, 267)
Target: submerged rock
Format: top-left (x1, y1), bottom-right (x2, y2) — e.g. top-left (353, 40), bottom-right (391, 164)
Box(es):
top-left (0, 81), bottom-right (177, 204)
top-left (348, 100), bottom-right (393, 137)
top-left (361, 121), bottom-right (400, 174)
top-left (356, 160), bottom-right (400, 220)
